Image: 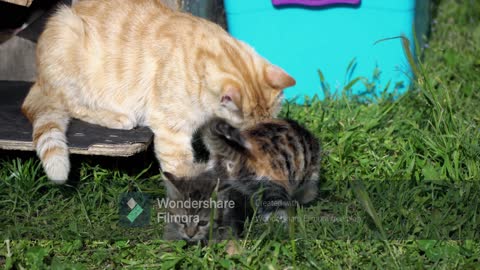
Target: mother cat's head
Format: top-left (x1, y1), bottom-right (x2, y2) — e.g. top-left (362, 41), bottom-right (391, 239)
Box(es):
top-left (203, 39), bottom-right (296, 127)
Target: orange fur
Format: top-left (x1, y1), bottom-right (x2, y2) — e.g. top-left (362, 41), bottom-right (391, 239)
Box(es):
top-left (32, 122), bottom-right (62, 145)
top-left (244, 127), bottom-right (290, 190)
top-left (21, 0), bottom-right (295, 183)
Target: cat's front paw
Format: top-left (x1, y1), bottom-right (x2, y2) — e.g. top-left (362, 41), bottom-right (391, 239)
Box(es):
top-left (111, 114), bottom-right (136, 130)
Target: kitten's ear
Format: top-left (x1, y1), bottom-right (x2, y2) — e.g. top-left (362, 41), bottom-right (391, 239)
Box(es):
top-left (265, 65), bottom-right (296, 89)
top-left (162, 172), bottom-right (181, 199)
top-left (221, 85), bottom-right (242, 112)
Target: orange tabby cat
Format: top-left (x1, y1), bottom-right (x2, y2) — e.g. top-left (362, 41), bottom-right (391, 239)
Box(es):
top-left (21, 0), bottom-right (295, 184)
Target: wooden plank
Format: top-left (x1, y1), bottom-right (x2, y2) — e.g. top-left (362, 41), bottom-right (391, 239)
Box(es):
top-left (0, 0), bottom-right (33, 7)
top-left (0, 81), bottom-right (154, 156)
top-left (0, 139), bottom-right (149, 156)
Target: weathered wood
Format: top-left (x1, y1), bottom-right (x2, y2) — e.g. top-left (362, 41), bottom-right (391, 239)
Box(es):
top-left (0, 0), bottom-right (33, 7)
top-left (160, 0), bottom-right (226, 27)
top-left (0, 81), bottom-right (154, 156)
top-left (0, 139), bottom-right (149, 157)
top-left (0, 37), bottom-right (36, 81)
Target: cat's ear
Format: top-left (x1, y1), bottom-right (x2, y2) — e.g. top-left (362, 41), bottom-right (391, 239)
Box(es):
top-left (221, 85), bottom-right (242, 112)
top-left (162, 172), bottom-right (182, 200)
top-left (265, 65), bottom-right (296, 89)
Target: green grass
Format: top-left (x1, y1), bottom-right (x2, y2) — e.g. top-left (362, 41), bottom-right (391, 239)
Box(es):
top-left (1, 0), bottom-right (480, 269)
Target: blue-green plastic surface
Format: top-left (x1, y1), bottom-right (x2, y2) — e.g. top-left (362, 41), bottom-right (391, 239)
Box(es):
top-left (224, 0), bottom-right (428, 101)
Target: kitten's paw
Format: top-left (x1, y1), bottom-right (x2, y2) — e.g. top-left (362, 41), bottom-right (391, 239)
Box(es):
top-left (226, 240), bottom-right (241, 255)
top-left (211, 119), bottom-right (250, 149)
top-left (211, 118), bottom-right (234, 137)
top-left (261, 210), bottom-right (288, 223)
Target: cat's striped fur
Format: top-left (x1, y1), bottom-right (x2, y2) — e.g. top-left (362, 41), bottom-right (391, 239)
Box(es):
top-left (21, 0), bottom-right (295, 183)
top-left (202, 117), bottom-right (321, 219)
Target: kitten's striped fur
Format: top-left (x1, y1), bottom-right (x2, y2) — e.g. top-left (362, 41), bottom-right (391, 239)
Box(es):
top-left (203, 118), bottom-right (321, 218)
top-left (162, 169), bottom-right (248, 244)
top-left (21, 0), bottom-right (295, 183)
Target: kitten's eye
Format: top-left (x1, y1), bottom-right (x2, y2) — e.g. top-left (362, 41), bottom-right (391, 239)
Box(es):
top-left (198, 220), bottom-right (209, 227)
top-left (225, 161), bottom-right (234, 172)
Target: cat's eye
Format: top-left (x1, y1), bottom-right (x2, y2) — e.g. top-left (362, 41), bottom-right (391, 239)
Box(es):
top-left (198, 220), bottom-right (209, 226)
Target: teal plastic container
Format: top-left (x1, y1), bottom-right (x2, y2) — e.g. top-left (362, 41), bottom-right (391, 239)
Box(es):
top-left (224, 0), bottom-right (429, 101)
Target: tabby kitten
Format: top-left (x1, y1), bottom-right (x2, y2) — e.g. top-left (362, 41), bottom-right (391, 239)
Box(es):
top-left (21, 0), bottom-right (295, 183)
top-left (202, 117), bottom-right (321, 221)
top-left (162, 169), bottom-right (249, 243)
top-left (162, 117), bottom-right (321, 241)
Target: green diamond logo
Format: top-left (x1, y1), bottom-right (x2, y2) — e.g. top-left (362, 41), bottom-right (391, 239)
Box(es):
top-left (127, 199), bottom-right (144, 222)
top-left (119, 193), bottom-right (150, 227)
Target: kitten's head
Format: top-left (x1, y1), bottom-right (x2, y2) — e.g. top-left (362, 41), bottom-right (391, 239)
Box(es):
top-left (208, 41), bottom-right (295, 127)
top-left (162, 171), bottom-right (226, 244)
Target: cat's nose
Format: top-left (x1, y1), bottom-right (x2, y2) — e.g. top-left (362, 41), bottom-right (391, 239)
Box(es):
top-left (185, 227), bottom-right (197, 238)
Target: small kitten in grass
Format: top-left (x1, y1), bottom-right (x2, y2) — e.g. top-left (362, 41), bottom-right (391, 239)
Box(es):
top-left (161, 168), bottom-right (250, 244)
top-left (21, 0), bottom-right (295, 184)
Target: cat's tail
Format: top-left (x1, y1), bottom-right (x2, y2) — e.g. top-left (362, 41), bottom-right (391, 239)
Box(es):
top-left (22, 82), bottom-right (71, 184)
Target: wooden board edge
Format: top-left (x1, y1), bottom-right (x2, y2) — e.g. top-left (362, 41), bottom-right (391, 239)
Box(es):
top-left (0, 139), bottom-right (151, 157)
